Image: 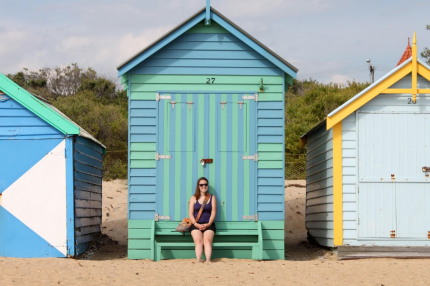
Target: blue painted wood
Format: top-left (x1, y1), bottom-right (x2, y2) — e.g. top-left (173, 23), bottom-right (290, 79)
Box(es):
top-left (0, 96), bottom-right (61, 137)
top-left (65, 137), bottom-right (75, 256)
top-left (118, 13), bottom-right (206, 76)
top-left (211, 12), bottom-right (297, 76)
top-left (0, 138), bottom-right (64, 193)
top-left (132, 32), bottom-right (280, 76)
top-left (118, 9), bottom-right (297, 77)
top-left (0, 207), bottom-right (66, 257)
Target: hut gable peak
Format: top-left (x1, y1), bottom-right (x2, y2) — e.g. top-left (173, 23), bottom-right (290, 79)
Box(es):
top-left (326, 32), bottom-right (430, 129)
top-left (117, 6), bottom-right (298, 77)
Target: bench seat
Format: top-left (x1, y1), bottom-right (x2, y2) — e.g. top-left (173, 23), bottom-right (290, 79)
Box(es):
top-left (152, 221), bottom-right (263, 261)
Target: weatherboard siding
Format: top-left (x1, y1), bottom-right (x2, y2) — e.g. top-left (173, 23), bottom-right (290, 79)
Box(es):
top-left (73, 136), bottom-right (104, 255)
top-left (305, 124), bottom-right (334, 247)
top-left (0, 95), bottom-right (62, 138)
top-left (341, 113), bottom-right (358, 243)
top-left (127, 20), bottom-right (286, 260)
top-left (131, 23), bottom-right (282, 77)
top-left (128, 75), bottom-right (285, 221)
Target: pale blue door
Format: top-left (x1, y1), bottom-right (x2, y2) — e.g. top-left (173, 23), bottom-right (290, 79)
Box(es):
top-left (358, 112), bottom-right (430, 239)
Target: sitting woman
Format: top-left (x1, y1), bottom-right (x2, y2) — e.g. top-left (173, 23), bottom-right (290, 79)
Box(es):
top-left (189, 177), bottom-right (217, 263)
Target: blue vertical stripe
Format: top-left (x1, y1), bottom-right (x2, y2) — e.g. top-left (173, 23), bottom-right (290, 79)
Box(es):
top-left (225, 94), bottom-right (233, 221)
top-left (168, 94), bottom-right (177, 218)
top-left (180, 95), bottom-right (188, 219)
top-left (249, 95), bottom-right (257, 215)
top-left (204, 94), bottom-right (210, 179)
top-left (66, 137), bottom-right (74, 256)
top-left (237, 95), bottom-right (244, 220)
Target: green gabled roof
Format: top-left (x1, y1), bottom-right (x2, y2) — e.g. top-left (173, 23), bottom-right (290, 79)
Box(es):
top-left (0, 73), bottom-right (80, 135)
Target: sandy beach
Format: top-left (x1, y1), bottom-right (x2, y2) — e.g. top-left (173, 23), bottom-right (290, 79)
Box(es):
top-left (1, 180), bottom-right (430, 286)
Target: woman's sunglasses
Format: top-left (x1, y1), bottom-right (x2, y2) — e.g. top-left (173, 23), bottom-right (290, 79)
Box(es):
top-left (199, 183), bottom-right (208, 187)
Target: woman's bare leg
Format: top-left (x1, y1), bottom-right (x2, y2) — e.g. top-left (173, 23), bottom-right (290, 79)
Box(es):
top-left (191, 230), bottom-right (204, 262)
top-left (203, 230), bottom-right (215, 262)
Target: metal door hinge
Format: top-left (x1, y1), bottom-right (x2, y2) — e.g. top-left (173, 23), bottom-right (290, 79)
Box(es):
top-left (155, 153), bottom-right (172, 160)
top-left (155, 214), bottom-right (171, 221)
top-left (242, 214), bottom-right (258, 221)
top-left (242, 94), bottom-right (258, 101)
top-left (156, 93), bottom-right (172, 101)
top-left (242, 154), bottom-right (258, 161)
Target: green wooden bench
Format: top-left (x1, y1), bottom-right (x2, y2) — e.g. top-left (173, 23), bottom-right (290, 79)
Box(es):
top-left (150, 221), bottom-right (263, 261)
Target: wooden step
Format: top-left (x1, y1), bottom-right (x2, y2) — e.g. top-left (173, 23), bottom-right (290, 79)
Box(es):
top-left (338, 246), bottom-right (430, 259)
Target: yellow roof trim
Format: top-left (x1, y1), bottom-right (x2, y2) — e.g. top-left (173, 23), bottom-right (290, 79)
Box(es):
top-left (326, 62), bottom-right (412, 129)
top-left (418, 63), bottom-right (430, 81)
top-left (327, 33), bottom-right (430, 130)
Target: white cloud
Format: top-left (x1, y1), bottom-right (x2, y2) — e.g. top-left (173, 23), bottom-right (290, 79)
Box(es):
top-left (329, 73), bottom-right (355, 85)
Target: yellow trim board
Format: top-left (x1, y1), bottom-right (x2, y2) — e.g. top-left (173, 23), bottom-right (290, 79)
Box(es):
top-left (418, 63), bottom-right (430, 82)
top-left (384, 88), bottom-right (430, 94)
top-left (333, 122), bottom-right (343, 246)
top-left (326, 63), bottom-right (411, 129)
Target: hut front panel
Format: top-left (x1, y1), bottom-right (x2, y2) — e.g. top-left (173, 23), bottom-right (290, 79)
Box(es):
top-left (0, 95), bottom-right (70, 257)
top-left (0, 139), bottom-right (68, 257)
top-left (127, 21), bottom-right (285, 259)
top-left (73, 136), bottom-right (104, 255)
top-left (305, 124), bottom-right (334, 247)
top-left (343, 81), bottom-right (430, 246)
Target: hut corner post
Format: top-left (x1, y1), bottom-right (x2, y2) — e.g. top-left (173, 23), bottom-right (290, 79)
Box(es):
top-left (333, 122), bottom-right (343, 246)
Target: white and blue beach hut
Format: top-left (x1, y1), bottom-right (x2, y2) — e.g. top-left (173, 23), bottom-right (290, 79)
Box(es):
top-left (301, 35), bottom-right (430, 257)
top-left (0, 74), bottom-right (105, 258)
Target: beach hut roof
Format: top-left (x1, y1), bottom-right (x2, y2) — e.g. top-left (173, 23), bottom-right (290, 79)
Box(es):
top-left (325, 33), bottom-right (430, 129)
top-left (117, 6), bottom-right (298, 77)
top-left (301, 33), bottom-right (430, 143)
top-left (0, 74), bottom-right (105, 149)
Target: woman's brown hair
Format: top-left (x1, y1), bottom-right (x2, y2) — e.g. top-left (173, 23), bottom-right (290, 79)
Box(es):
top-left (193, 177), bottom-right (209, 200)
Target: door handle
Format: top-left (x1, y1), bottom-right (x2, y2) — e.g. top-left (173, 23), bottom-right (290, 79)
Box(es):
top-left (200, 159), bottom-right (213, 166)
top-left (422, 166), bottom-right (430, 172)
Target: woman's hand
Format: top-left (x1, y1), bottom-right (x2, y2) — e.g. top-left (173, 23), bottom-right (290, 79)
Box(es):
top-left (195, 223), bottom-right (206, 230)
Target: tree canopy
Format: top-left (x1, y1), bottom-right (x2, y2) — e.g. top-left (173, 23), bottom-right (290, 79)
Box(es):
top-left (421, 24), bottom-right (430, 65)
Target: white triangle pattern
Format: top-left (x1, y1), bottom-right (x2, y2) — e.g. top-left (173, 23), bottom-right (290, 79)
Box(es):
top-left (2, 140), bottom-right (67, 255)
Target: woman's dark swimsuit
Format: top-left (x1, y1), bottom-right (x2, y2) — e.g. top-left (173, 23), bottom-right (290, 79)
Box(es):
top-left (190, 194), bottom-right (216, 233)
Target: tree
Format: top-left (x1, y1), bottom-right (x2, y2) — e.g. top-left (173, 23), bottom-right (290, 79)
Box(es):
top-left (284, 80), bottom-right (369, 179)
top-left (421, 24), bottom-right (430, 65)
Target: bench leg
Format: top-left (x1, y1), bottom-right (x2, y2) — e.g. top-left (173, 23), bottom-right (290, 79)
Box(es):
top-left (155, 243), bottom-right (162, 261)
top-left (252, 245), bottom-right (262, 260)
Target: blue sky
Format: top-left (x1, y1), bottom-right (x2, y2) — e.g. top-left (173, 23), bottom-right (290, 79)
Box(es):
top-left (1, 0), bottom-right (429, 84)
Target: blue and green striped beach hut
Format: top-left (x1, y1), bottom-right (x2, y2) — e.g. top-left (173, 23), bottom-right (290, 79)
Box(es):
top-left (118, 3), bottom-right (297, 260)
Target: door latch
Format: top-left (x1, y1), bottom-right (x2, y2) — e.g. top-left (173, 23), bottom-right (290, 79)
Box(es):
top-left (200, 158), bottom-right (213, 166)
